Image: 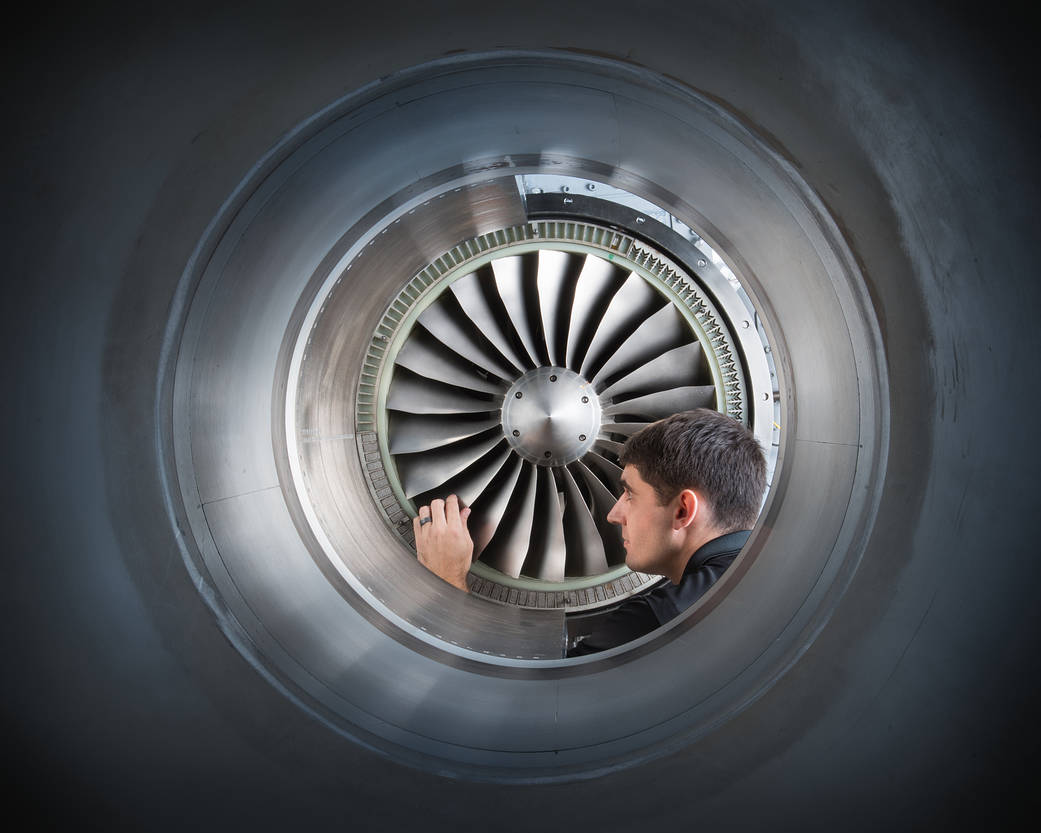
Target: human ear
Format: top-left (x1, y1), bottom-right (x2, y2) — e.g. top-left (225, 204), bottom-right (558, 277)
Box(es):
top-left (673, 489), bottom-right (699, 529)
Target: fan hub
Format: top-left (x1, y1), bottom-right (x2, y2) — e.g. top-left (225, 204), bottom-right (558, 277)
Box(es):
top-left (502, 367), bottom-right (600, 466)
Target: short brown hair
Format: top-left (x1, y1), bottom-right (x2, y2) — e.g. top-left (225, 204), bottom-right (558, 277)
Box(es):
top-left (619, 409), bottom-right (766, 531)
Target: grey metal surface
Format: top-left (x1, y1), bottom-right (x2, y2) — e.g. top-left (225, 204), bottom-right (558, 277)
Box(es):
top-left (173, 29), bottom-right (884, 763)
top-left (5, 2), bottom-right (1038, 831)
top-left (132, 47), bottom-right (885, 769)
top-left (502, 367), bottom-right (601, 465)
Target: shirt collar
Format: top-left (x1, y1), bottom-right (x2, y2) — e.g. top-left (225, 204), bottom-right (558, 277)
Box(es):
top-left (685, 529), bottom-right (751, 572)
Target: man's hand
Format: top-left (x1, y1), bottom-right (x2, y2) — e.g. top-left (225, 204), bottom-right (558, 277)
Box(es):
top-left (414, 495), bottom-right (473, 593)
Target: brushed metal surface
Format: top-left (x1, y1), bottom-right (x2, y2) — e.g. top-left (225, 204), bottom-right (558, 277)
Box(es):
top-left (285, 179), bottom-right (568, 659)
top-left (172, 53), bottom-right (883, 774)
top-left (502, 367), bottom-right (600, 465)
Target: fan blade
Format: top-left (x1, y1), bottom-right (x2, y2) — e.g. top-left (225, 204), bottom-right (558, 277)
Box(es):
top-left (412, 443), bottom-right (514, 516)
top-left (522, 466), bottom-right (567, 581)
top-left (479, 462), bottom-right (538, 578)
top-left (535, 249), bottom-right (572, 366)
top-left (444, 445), bottom-right (514, 510)
top-left (397, 433), bottom-right (505, 498)
top-left (580, 272), bottom-right (663, 378)
top-left (591, 304), bottom-right (690, 386)
top-left (417, 301), bottom-right (518, 381)
top-left (598, 341), bottom-right (706, 400)
top-left (598, 421), bottom-right (649, 438)
top-left (388, 413), bottom-right (502, 454)
top-left (448, 271), bottom-right (529, 374)
top-left (572, 460), bottom-right (626, 566)
top-left (565, 254), bottom-right (621, 370)
top-left (559, 466), bottom-right (610, 576)
top-left (588, 443), bottom-right (625, 470)
top-left (386, 370), bottom-right (502, 415)
top-left (395, 325), bottom-right (506, 394)
top-left (469, 455), bottom-right (524, 556)
top-left (491, 255), bottom-right (544, 367)
top-left (602, 386), bottom-right (717, 420)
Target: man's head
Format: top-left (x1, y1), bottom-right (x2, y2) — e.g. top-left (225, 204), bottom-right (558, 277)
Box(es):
top-left (606, 409), bottom-right (766, 582)
top-left (620, 409), bottom-right (766, 531)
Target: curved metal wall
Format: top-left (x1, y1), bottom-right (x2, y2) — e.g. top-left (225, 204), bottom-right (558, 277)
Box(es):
top-left (5, 1), bottom-right (1038, 829)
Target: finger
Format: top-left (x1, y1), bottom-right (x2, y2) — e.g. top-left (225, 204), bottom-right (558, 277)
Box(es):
top-left (429, 497), bottom-right (446, 529)
top-left (446, 494), bottom-right (472, 528)
top-left (445, 494), bottom-right (461, 526)
top-left (415, 504), bottom-right (433, 538)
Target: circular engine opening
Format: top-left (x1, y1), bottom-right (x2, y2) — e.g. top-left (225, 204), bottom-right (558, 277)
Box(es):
top-left (165, 51), bottom-right (885, 779)
top-left (294, 195), bottom-right (776, 620)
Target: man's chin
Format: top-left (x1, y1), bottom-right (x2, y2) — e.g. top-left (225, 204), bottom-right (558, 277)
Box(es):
top-left (626, 552), bottom-right (665, 578)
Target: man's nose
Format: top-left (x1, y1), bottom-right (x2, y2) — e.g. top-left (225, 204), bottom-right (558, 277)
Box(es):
top-left (606, 496), bottom-right (624, 526)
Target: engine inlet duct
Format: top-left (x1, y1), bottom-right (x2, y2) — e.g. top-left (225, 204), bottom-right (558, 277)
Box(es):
top-left (168, 50), bottom-right (885, 777)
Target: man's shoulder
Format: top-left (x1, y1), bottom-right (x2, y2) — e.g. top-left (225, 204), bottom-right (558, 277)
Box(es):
top-left (566, 531), bottom-right (752, 656)
top-left (686, 529), bottom-right (751, 570)
top-left (645, 530), bottom-right (750, 622)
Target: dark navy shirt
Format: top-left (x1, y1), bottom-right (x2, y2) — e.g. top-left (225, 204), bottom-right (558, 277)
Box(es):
top-left (567, 530), bottom-right (750, 657)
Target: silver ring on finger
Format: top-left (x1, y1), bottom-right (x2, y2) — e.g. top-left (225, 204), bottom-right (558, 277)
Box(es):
top-left (419, 516), bottom-right (432, 526)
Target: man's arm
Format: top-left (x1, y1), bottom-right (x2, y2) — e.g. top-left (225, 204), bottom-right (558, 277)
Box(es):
top-left (413, 495), bottom-right (473, 592)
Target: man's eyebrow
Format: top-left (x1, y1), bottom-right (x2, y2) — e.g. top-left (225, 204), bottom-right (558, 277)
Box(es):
top-left (619, 476), bottom-right (632, 492)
